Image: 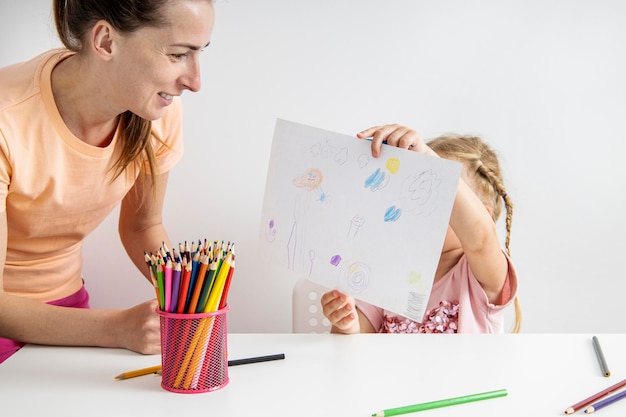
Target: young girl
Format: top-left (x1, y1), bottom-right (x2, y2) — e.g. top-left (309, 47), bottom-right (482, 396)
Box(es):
top-left (321, 124), bottom-right (521, 334)
top-left (0, 0), bottom-right (215, 362)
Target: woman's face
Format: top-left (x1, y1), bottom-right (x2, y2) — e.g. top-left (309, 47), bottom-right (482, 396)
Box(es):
top-left (106, 0), bottom-right (215, 121)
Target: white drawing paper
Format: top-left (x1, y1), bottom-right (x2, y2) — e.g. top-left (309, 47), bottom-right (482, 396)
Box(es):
top-left (259, 119), bottom-right (462, 321)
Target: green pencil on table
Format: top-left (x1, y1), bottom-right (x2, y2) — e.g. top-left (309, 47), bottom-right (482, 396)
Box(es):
top-left (371, 389), bottom-right (507, 416)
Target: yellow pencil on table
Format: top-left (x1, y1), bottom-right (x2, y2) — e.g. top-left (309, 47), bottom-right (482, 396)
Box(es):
top-left (115, 365), bottom-right (162, 380)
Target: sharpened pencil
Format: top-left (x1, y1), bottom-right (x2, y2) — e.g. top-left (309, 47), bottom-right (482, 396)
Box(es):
top-left (371, 389), bottom-right (507, 416)
top-left (564, 378), bottom-right (626, 414)
top-left (585, 389), bottom-right (626, 414)
top-left (592, 336), bottom-right (610, 377)
top-left (114, 365), bottom-right (162, 380)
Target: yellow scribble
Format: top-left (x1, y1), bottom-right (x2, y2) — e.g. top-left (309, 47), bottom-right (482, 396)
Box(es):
top-left (386, 158), bottom-right (400, 174)
top-left (408, 271), bottom-right (422, 285)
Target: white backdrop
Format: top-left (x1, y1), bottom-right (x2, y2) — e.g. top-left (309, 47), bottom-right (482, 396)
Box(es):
top-left (1, 0), bottom-right (625, 333)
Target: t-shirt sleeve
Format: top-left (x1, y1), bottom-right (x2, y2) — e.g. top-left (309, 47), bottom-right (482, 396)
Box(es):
top-left (144, 97), bottom-right (184, 174)
top-left (496, 252), bottom-right (518, 306)
top-left (354, 299), bottom-right (385, 332)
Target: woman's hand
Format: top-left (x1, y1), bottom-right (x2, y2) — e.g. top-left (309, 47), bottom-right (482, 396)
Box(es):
top-left (115, 299), bottom-right (161, 355)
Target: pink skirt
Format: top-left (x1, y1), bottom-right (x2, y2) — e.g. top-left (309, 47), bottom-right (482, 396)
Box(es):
top-left (0, 286), bottom-right (90, 364)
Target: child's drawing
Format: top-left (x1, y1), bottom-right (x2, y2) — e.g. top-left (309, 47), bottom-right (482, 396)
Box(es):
top-left (383, 205), bottom-right (401, 222)
top-left (400, 169), bottom-right (443, 216)
top-left (357, 153), bottom-right (369, 168)
top-left (364, 168), bottom-right (389, 191)
top-left (347, 215), bottom-right (365, 239)
top-left (342, 260), bottom-right (372, 294)
top-left (265, 219), bottom-right (277, 242)
top-left (259, 119), bottom-right (461, 321)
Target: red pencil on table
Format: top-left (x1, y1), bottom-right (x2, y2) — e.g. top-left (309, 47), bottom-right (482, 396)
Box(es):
top-left (565, 378), bottom-right (626, 414)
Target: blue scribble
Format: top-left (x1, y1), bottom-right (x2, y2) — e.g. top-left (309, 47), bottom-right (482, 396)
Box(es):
top-left (384, 206), bottom-right (401, 222)
top-left (365, 168), bottom-right (386, 191)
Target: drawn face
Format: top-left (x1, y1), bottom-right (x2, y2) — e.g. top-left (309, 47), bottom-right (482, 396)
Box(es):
top-left (293, 168), bottom-right (323, 191)
top-left (106, 0), bottom-right (215, 120)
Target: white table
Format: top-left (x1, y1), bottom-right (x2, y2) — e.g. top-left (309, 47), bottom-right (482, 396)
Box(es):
top-left (1, 333), bottom-right (625, 416)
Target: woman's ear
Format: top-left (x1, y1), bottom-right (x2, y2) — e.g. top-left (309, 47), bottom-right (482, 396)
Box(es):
top-left (90, 20), bottom-right (116, 60)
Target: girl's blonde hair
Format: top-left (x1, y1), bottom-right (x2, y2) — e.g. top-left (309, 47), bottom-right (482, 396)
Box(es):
top-left (427, 134), bottom-right (521, 333)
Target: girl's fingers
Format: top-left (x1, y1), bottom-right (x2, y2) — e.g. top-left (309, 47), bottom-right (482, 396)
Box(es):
top-left (357, 124), bottom-right (422, 157)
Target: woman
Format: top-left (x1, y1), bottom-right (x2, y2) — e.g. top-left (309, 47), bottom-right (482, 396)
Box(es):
top-left (0, 0), bottom-right (215, 362)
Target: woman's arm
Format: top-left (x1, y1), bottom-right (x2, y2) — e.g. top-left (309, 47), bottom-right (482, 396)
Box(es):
top-left (118, 170), bottom-right (173, 282)
top-left (0, 211), bottom-right (160, 353)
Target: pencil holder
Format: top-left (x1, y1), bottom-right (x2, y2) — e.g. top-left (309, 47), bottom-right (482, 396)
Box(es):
top-left (157, 305), bottom-right (230, 393)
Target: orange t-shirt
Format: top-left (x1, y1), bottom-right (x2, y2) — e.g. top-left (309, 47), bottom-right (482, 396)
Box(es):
top-left (0, 49), bottom-right (184, 302)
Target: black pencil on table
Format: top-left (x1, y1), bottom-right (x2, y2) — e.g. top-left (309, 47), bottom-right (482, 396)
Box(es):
top-left (592, 336), bottom-right (610, 377)
top-left (228, 353), bottom-right (285, 367)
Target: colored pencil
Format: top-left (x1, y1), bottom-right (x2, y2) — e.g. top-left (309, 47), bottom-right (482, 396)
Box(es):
top-left (218, 254), bottom-right (235, 310)
top-left (585, 389), bottom-right (626, 414)
top-left (203, 251), bottom-right (232, 313)
top-left (565, 378), bottom-right (626, 414)
top-left (176, 258), bottom-right (192, 314)
top-left (114, 365), bottom-right (162, 380)
top-left (170, 260), bottom-right (182, 313)
top-left (196, 258), bottom-right (217, 313)
top-left (371, 389), bottom-right (507, 416)
top-left (184, 250), bottom-right (201, 311)
top-left (228, 353), bottom-right (285, 366)
top-left (186, 253), bottom-right (209, 313)
top-left (155, 260), bottom-right (165, 310)
top-left (592, 336), bottom-right (611, 377)
top-left (163, 257), bottom-right (173, 312)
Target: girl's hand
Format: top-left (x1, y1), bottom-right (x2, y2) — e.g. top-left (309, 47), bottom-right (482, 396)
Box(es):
top-left (357, 124), bottom-right (435, 157)
top-left (320, 290), bottom-right (360, 334)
